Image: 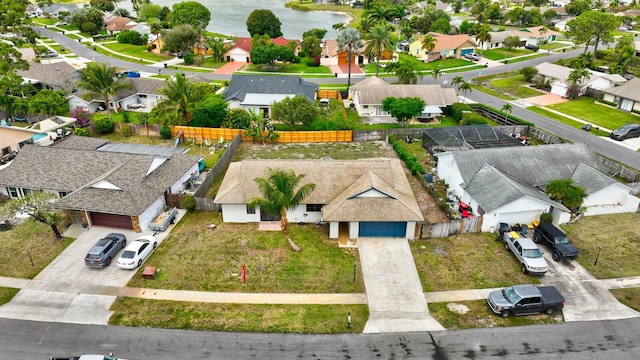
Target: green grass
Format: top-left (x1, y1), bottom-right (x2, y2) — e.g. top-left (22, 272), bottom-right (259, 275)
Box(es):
top-left (470, 83), bottom-right (515, 100)
top-left (611, 288), bottom-right (640, 313)
top-left (392, 53), bottom-right (476, 72)
top-left (546, 97), bottom-right (639, 131)
top-left (563, 213), bottom-right (640, 279)
top-left (481, 48), bottom-right (537, 60)
top-left (65, 33), bottom-right (81, 40)
top-left (49, 44), bottom-right (71, 54)
top-left (58, 25), bottom-right (75, 31)
top-left (172, 65), bottom-right (214, 73)
top-left (32, 18), bottom-right (58, 26)
top-left (540, 42), bottom-right (569, 51)
top-left (101, 43), bottom-right (172, 62)
top-left (528, 106), bottom-right (610, 136)
top-left (0, 288), bottom-right (20, 306)
top-left (428, 300), bottom-right (564, 330)
top-left (194, 57), bottom-right (226, 69)
top-left (92, 46), bottom-right (148, 64)
top-left (0, 219), bottom-right (75, 279)
top-left (242, 59), bottom-right (334, 75)
top-left (488, 75), bottom-right (545, 98)
top-left (411, 233), bottom-right (541, 292)
top-left (110, 298), bottom-right (369, 333)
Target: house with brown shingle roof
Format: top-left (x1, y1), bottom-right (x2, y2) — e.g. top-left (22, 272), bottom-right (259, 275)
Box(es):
top-left (602, 77), bottom-right (640, 112)
top-left (223, 36), bottom-right (302, 63)
top-left (348, 76), bottom-right (458, 120)
top-left (0, 136), bottom-right (201, 232)
top-left (320, 39), bottom-right (395, 67)
top-left (67, 78), bottom-right (166, 114)
top-left (478, 26), bottom-right (562, 51)
top-left (214, 158), bottom-right (423, 240)
top-left (103, 15), bottom-right (138, 35)
top-left (408, 33), bottom-right (477, 62)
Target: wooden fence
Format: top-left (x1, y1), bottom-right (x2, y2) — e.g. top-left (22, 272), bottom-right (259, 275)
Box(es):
top-left (419, 217), bottom-right (483, 239)
top-left (114, 122), bottom-right (161, 137)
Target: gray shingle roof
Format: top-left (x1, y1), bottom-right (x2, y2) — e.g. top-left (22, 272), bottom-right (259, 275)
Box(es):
top-left (602, 77), bottom-right (640, 102)
top-left (214, 158), bottom-right (423, 222)
top-left (69, 77), bottom-right (165, 102)
top-left (52, 135), bottom-right (110, 150)
top-left (352, 83), bottom-right (457, 106)
top-left (570, 162), bottom-right (622, 194)
top-left (0, 145), bottom-right (199, 215)
top-left (222, 75), bottom-right (319, 102)
top-left (16, 62), bottom-right (79, 87)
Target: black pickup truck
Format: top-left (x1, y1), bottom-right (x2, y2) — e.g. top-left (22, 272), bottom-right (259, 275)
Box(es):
top-left (50, 355), bottom-right (123, 360)
top-left (487, 284), bottom-right (565, 317)
top-left (533, 222), bottom-right (578, 261)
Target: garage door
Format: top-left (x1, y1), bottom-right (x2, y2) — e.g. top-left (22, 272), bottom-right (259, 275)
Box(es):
top-left (550, 83), bottom-right (567, 97)
top-left (498, 211), bottom-right (540, 227)
top-left (359, 222), bottom-right (406, 237)
top-left (90, 212), bottom-right (133, 229)
top-left (461, 48), bottom-right (474, 56)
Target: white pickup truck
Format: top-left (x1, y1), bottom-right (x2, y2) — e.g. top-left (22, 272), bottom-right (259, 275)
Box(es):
top-left (503, 231), bottom-right (548, 275)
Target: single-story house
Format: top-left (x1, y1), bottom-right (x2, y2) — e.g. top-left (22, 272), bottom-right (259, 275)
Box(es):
top-left (435, 143), bottom-right (640, 232)
top-left (67, 77), bottom-right (166, 114)
top-left (408, 33), bottom-right (477, 62)
top-left (348, 76), bottom-right (458, 119)
top-left (535, 62), bottom-right (626, 97)
top-left (0, 136), bottom-right (201, 232)
top-left (26, 2), bottom-right (43, 18)
top-left (0, 116), bottom-right (77, 156)
top-left (103, 15), bottom-right (138, 35)
top-left (16, 62), bottom-right (80, 92)
top-left (40, 3), bottom-right (81, 18)
top-left (224, 36), bottom-right (302, 63)
top-left (320, 39), bottom-right (394, 66)
top-left (222, 75), bottom-right (318, 118)
top-left (601, 77), bottom-right (640, 112)
top-left (478, 26), bottom-right (562, 51)
top-left (213, 158), bottom-right (424, 240)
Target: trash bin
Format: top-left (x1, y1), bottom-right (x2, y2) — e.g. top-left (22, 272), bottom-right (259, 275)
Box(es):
top-left (164, 63), bottom-right (168, 68)
top-left (334, 73), bottom-right (338, 77)
top-left (503, 59), bottom-right (508, 64)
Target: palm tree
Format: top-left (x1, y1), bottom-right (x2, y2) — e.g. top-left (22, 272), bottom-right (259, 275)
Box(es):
top-left (332, 22), bottom-right (345, 37)
top-left (149, 20), bottom-right (164, 42)
top-left (431, 68), bottom-right (443, 81)
top-left (501, 103), bottom-right (512, 122)
top-left (367, 4), bottom-right (391, 23)
top-left (337, 28), bottom-right (363, 91)
top-left (386, 60), bottom-right (420, 84)
top-left (207, 36), bottom-right (230, 62)
top-left (155, 73), bottom-right (202, 125)
top-left (249, 168), bottom-right (316, 252)
top-left (451, 75), bottom-right (464, 90)
top-left (77, 62), bottom-right (133, 122)
top-left (420, 35), bottom-right (436, 60)
top-left (568, 68), bottom-right (590, 86)
top-left (364, 24), bottom-right (393, 76)
top-left (476, 25), bottom-right (492, 54)
top-left (459, 81), bottom-right (472, 96)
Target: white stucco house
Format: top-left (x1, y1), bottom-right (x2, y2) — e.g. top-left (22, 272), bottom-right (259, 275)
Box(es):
top-left (67, 78), bottom-right (166, 114)
top-left (222, 75), bottom-right (318, 118)
top-left (213, 158), bottom-right (424, 240)
top-left (601, 77), bottom-right (640, 112)
top-left (0, 136), bottom-right (201, 232)
top-left (535, 62), bottom-right (626, 97)
top-left (435, 143), bottom-right (639, 232)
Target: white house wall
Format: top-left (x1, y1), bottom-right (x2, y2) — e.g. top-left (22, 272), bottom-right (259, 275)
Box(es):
top-left (222, 204), bottom-right (261, 222)
top-left (286, 204), bottom-right (322, 224)
top-left (138, 196), bottom-right (165, 232)
top-left (582, 184), bottom-right (640, 216)
top-left (169, 162), bottom-right (200, 194)
top-left (349, 221), bottom-right (359, 240)
top-left (482, 196), bottom-right (551, 232)
top-left (435, 152), bottom-right (465, 198)
top-left (329, 221), bottom-right (339, 238)
top-left (68, 97), bottom-right (101, 113)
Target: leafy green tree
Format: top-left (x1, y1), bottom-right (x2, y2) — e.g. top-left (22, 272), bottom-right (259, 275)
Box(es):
top-left (337, 28), bottom-right (363, 91)
top-left (567, 10), bottom-right (618, 54)
top-left (245, 110), bottom-right (279, 144)
top-left (250, 44), bottom-right (295, 67)
top-left (430, 18), bottom-right (451, 34)
top-left (155, 73), bottom-right (203, 125)
top-left (302, 28), bottom-right (327, 41)
top-left (131, 0), bottom-right (151, 13)
top-left (566, 0), bottom-right (591, 16)
top-left (459, 20), bottom-right (472, 34)
top-left (503, 35), bottom-right (521, 50)
top-left (222, 108), bottom-right (252, 129)
top-left (78, 63), bottom-right (132, 122)
top-left (386, 60), bottom-right (420, 84)
top-left (303, 35), bottom-right (322, 57)
top-left (611, 34), bottom-right (636, 75)
top-left (486, 3), bottom-right (503, 23)
top-left (421, 34), bottom-right (436, 54)
top-left (28, 90), bottom-right (67, 117)
top-left (520, 66), bottom-right (538, 82)
top-left (71, 6), bottom-right (104, 31)
top-left (207, 36), bottom-right (230, 62)
top-left (246, 9), bottom-right (283, 38)
top-left (248, 168), bottom-right (316, 252)
top-left (364, 24), bottom-right (393, 76)
top-left (545, 179), bottom-right (587, 211)
top-left (271, 95), bottom-right (318, 130)
top-left (543, 9), bottom-right (557, 25)
top-left (476, 25), bottom-right (492, 52)
top-left (366, 4), bottom-right (391, 23)
top-left (381, 97), bottom-right (426, 128)
top-left (170, 1), bottom-right (210, 29)
top-left (2, 191), bottom-right (63, 239)
top-left (137, 3), bottom-right (162, 21)
top-left (161, 24), bottom-right (199, 53)
top-left (149, 19), bottom-right (164, 41)
top-left (0, 42), bottom-right (28, 95)
top-left (190, 94), bottom-right (228, 128)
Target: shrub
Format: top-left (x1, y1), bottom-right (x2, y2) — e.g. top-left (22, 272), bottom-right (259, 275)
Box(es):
top-left (117, 30), bottom-right (146, 45)
top-left (94, 117), bottom-right (115, 134)
top-left (120, 123), bottom-right (133, 137)
top-left (71, 107), bottom-right (92, 127)
top-left (460, 112), bottom-right (488, 125)
top-left (121, 111), bottom-right (131, 123)
top-left (306, 57), bottom-right (318, 67)
top-left (449, 103), bottom-right (473, 123)
top-left (540, 212), bottom-right (553, 223)
top-left (74, 127), bottom-right (89, 136)
top-left (160, 126), bottom-right (172, 139)
top-left (193, 54), bottom-right (205, 66)
top-left (292, 56), bottom-right (300, 64)
top-left (81, 22), bottom-right (99, 35)
top-left (183, 52), bottom-right (195, 65)
top-left (298, 50), bottom-right (308, 58)
top-left (182, 195), bottom-right (197, 211)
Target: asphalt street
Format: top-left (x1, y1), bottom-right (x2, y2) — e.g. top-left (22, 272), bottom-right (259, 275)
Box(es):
top-left (3, 317), bottom-right (640, 359)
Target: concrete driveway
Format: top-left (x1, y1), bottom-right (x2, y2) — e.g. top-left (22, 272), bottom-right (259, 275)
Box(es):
top-left (539, 247), bottom-right (639, 322)
top-left (0, 212), bottom-right (184, 324)
top-left (358, 238), bottom-right (444, 333)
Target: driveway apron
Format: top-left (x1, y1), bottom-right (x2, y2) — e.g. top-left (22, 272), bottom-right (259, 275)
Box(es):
top-left (358, 237), bottom-right (445, 333)
top-left (539, 247), bottom-right (639, 322)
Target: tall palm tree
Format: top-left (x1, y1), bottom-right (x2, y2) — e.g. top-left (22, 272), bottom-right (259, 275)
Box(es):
top-left (501, 103), bottom-right (512, 122)
top-left (459, 81), bottom-right (472, 96)
top-left (420, 35), bottom-right (436, 59)
top-left (451, 75), bottom-right (464, 90)
top-left (77, 62), bottom-right (133, 122)
top-left (155, 73), bottom-right (203, 125)
top-left (431, 68), bottom-right (443, 81)
top-left (367, 4), bottom-right (391, 23)
top-left (364, 24), bottom-right (393, 76)
top-left (386, 60), bottom-right (420, 84)
top-left (207, 36), bottom-right (230, 62)
top-left (476, 25), bottom-right (492, 54)
top-left (568, 68), bottom-right (590, 86)
top-left (337, 28), bottom-right (363, 91)
top-left (149, 20), bottom-right (164, 42)
top-left (249, 168), bottom-right (316, 252)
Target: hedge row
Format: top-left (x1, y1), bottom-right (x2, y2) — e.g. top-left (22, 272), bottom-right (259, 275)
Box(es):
top-left (389, 136), bottom-right (426, 175)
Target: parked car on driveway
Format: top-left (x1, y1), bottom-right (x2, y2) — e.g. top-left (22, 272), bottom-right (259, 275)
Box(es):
top-left (503, 231), bottom-right (548, 275)
top-left (120, 70), bottom-right (140, 78)
top-left (610, 124), bottom-right (640, 141)
top-left (487, 284), bottom-right (565, 317)
top-left (116, 235), bottom-right (157, 269)
top-left (85, 233), bottom-right (127, 268)
top-left (533, 222), bottom-right (578, 261)
top-left (40, 50), bottom-right (58, 58)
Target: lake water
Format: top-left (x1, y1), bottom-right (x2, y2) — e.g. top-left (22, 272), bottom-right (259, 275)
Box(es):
top-left (123, 0), bottom-right (349, 39)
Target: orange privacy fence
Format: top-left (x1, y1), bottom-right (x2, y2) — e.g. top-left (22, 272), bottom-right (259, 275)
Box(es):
top-left (171, 126), bottom-right (352, 143)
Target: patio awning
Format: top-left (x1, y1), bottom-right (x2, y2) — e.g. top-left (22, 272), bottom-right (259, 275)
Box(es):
top-left (422, 105), bottom-right (443, 114)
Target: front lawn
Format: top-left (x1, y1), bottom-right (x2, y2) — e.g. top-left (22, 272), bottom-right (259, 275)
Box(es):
top-left (393, 53), bottom-right (475, 72)
top-left (101, 42), bottom-right (172, 62)
top-left (411, 233), bottom-right (539, 292)
top-left (527, 106), bottom-right (611, 136)
top-left (0, 288), bottom-right (20, 306)
top-left (242, 59), bottom-right (334, 75)
top-left (611, 288), bottom-right (640, 313)
top-left (540, 42), bottom-right (570, 51)
top-left (546, 97), bottom-right (638, 131)
top-left (488, 75), bottom-right (545, 98)
top-left (481, 48), bottom-right (536, 61)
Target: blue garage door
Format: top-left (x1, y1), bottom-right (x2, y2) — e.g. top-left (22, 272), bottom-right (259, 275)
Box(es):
top-left (359, 222), bottom-right (406, 237)
top-left (461, 48), bottom-right (474, 56)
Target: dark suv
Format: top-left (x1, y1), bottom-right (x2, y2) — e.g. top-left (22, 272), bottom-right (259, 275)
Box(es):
top-left (533, 223), bottom-right (578, 261)
top-left (85, 233), bottom-right (127, 268)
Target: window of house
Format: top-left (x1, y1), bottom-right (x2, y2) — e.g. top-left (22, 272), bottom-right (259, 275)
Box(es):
top-left (7, 187), bottom-right (18, 198)
top-left (306, 204), bottom-right (322, 212)
top-left (1, 147), bottom-right (10, 156)
top-left (363, 105), bottom-right (368, 108)
top-left (21, 188), bottom-right (32, 197)
top-left (59, 191), bottom-right (68, 198)
top-left (246, 205), bottom-right (256, 214)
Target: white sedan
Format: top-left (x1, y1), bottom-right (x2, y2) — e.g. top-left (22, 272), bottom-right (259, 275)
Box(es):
top-left (116, 235), bottom-right (157, 270)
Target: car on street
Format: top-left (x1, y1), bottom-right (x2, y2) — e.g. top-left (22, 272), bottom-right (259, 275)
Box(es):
top-left (487, 284), bottom-right (565, 317)
top-left (610, 124), bottom-right (640, 141)
top-left (116, 235), bottom-right (157, 269)
top-left (85, 233), bottom-right (127, 268)
top-left (40, 50), bottom-right (58, 58)
top-left (121, 70), bottom-right (140, 78)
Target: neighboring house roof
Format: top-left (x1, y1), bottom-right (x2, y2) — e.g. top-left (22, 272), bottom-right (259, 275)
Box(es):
top-left (105, 16), bottom-right (137, 32)
top-left (70, 77), bottom-right (165, 102)
top-left (222, 75), bottom-right (318, 102)
top-left (602, 77), bottom-right (640, 102)
top-left (463, 163), bottom-right (569, 213)
top-left (535, 62), bottom-right (625, 88)
top-left (427, 33), bottom-right (477, 52)
top-left (41, 4), bottom-right (81, 13)
top-left (569, 162), bottom-right (627, 194)
top-left (0, 144), bottom-right (199, 215)
top-left (214, 158), bottom-right (423, 222)
top-left (16, 62), bottom-right (78, 87)
top-left (518, 26), bottom-right (562, 38)
top-left (487, 27), bottom-right (561, 44)
top-left (52, 135), bottom-right (109, 150)
top-left (25, 116), bottom-right (76, 132)
top-left (352, 78), bottom-right (457, 106)
top-left (227, 36), bottom-right (301, 54)
top-left (350, 76), bottom-right (389, 90)
top-left (438, 143), bottom-right (604, 189)
top-left (17, 48), bottom-right (36, 63)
